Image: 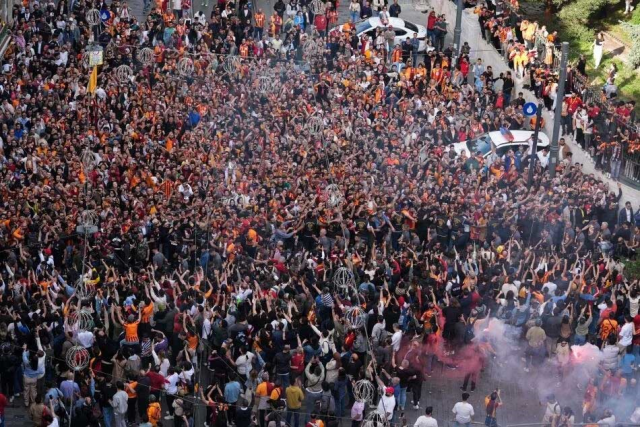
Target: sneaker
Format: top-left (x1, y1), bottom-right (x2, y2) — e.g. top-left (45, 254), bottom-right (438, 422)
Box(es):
top-left (9, 395), bottom-right (14, 403)
top-left (524, 367), bottom-right (530, 373)
top-left (414, 404), bottom-right (420, 410)
top-left (460, 386), bottom-right (467, 391)
top-left (164, 415), bottom-right (174, 420)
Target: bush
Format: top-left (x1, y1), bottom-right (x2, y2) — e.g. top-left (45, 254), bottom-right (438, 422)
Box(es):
top-left (621, 22), bottom-right (640, 68)
top-left (624, 257), bottom-right (640, 279)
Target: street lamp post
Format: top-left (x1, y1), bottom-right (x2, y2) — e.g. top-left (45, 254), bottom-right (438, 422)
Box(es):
top-left (453, 0), bottom-right (463, 61)
top-left (549, 42), bottom-right (569, 179)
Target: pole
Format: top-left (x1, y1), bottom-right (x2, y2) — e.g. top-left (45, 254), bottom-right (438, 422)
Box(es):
top-left (453, 0), bottom-right (463, 60)
top-left (549, 42), bottom-right (569, 179)
top-left (527, 103), bottom-right (544, 189)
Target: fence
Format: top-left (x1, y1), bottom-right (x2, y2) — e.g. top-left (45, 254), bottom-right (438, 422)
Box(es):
top-left (573, 72), bottom-right (640, 187)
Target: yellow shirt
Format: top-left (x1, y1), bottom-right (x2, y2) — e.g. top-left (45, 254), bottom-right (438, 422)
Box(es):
top-left (285, 386), bottom-right (304, 410)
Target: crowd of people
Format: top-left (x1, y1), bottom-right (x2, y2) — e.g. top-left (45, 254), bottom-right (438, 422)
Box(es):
top-left (474, 0), bottom-right (638, 182)
top-left (0, 0), bottom-right (638, 427)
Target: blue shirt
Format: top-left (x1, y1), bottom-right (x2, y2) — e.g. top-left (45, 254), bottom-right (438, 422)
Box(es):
top-left (620, 353), bottom-right (635, 375)
top-left (224, 381), bottom-right (241, 403)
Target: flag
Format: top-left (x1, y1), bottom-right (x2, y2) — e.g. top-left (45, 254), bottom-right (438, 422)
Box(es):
top-left (500, 126), bottom-right (515, 142)
top-left (87, 66), bottom-right (98, 95)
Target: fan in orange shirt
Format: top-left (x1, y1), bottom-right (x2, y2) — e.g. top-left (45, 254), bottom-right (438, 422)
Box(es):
top-left (117, 306), bottom-right (142, 345)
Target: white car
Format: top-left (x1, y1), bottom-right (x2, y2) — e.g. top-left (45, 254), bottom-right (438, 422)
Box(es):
top-left (333, 17), bottom-right (430, 52)
top-left (451, 130), bottom-right (550, 159)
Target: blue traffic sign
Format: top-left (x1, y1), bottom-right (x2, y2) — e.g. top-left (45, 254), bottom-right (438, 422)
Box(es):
top-left (100, 10), bottom-right (111, 22)
top-left (523, 102), bottom-right (537, 117)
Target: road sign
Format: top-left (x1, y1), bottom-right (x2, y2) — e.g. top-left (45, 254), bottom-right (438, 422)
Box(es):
top-left (523, 102), bottom-right (538, 117)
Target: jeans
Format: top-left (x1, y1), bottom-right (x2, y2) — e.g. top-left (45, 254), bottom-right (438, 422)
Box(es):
top-left (455, 422), bottom-right (471, 427)
top-left (103, 406), bottom-right (114, 427)
top-left (335, 393), bottom-right (346, 417)
top-left (14, 365), bottom-right (23, 395)
top-left (611, 159), bottom-right (622, 180)
top-left (286, 408), bottom-right (301, 427)
top-left (561, 115), bottom-right (572, 136)
top-left (398, 387), bottom-right (407, 409)
top-left (350, 11), bottom-right (359, 22)
top-left (254, 27), bottom-right (264, 40)
top-left (277, 372), bottom-right (290, 388)
top-left (304, 390), bottom-right (322, 423)
top-left (114, 412), bottom-right (127, 427)
top-left (425, 353), bottom-right (435, 374)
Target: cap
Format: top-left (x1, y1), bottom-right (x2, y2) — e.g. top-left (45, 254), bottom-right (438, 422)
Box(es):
top-left (385, 387), bottom-right (394, 394)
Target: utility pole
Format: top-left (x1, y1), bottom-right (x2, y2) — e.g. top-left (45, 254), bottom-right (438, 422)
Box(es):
top-left (528, 103), bottom-right (544, 189)
top-left (453, 0), bottom-right (463, 61)
top-left (549, 42), bottom-right (569, 179)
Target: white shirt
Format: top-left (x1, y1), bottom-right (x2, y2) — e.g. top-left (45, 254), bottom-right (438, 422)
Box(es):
top-left (201, 317), bottom-right (212, 339)
top-left (501, 282), bottom-right (518, 297)
top-left (77, 330), bottom-right (95, 348)
top-left (630, 296), bottom-right (639, 317)
top-left (391, 330), bottom-right (402, 352)
top-left (415, 415), bottom-right (439, 427)
top-left (235, 352), bottom-right (255, 375)
top-left (165, 373), bottom-right (179, 394)
top-left (619, 322), bottom-right (634, 346)
top-left (542, 281), bottom-right (557, 295)
top-left (377, 394), bottom-right (396, 420)
top-left (537, 151), bottom-right (550, 168)
top-left (452, 401), bottom-right (474, 424)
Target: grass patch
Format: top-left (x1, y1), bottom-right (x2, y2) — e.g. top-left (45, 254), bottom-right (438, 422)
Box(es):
top-left (521, 0), bottom-right (639, 106)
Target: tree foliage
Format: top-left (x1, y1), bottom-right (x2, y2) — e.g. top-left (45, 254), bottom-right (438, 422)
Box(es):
top-left (556, 0), bottom-right (612, 41)
top-left (621, 22), bottom-right (640, 68)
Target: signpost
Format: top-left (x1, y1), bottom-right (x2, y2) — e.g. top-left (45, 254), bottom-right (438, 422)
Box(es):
top-left (523, 102), bottom-right (537, 117)
top-left (527, 103), bottom-right (544, 189)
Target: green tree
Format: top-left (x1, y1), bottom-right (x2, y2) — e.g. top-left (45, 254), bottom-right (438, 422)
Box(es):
top-left (621, 22), bottom-right (640, 68)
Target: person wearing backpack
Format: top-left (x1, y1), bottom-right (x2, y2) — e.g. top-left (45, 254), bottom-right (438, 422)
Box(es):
top-left (303, 358), bottom-right (325, 424)
top-left (317, 382), bottom-right (335, 421)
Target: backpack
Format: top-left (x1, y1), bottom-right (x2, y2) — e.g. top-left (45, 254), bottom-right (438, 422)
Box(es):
top-left (234, 331), bottom-right (248, 348)
top-left (317, 392), bottom-right (336, 414)
top-left (269, 387), bottom-right (286, 410)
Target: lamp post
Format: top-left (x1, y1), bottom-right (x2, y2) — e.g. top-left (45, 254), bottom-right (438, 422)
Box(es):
top-left (453, 0), bottom-right (463, 61)
top-left (549, 42), bottom-right (569, 178)
top-left (528, 103), bottom-right (544, 189)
